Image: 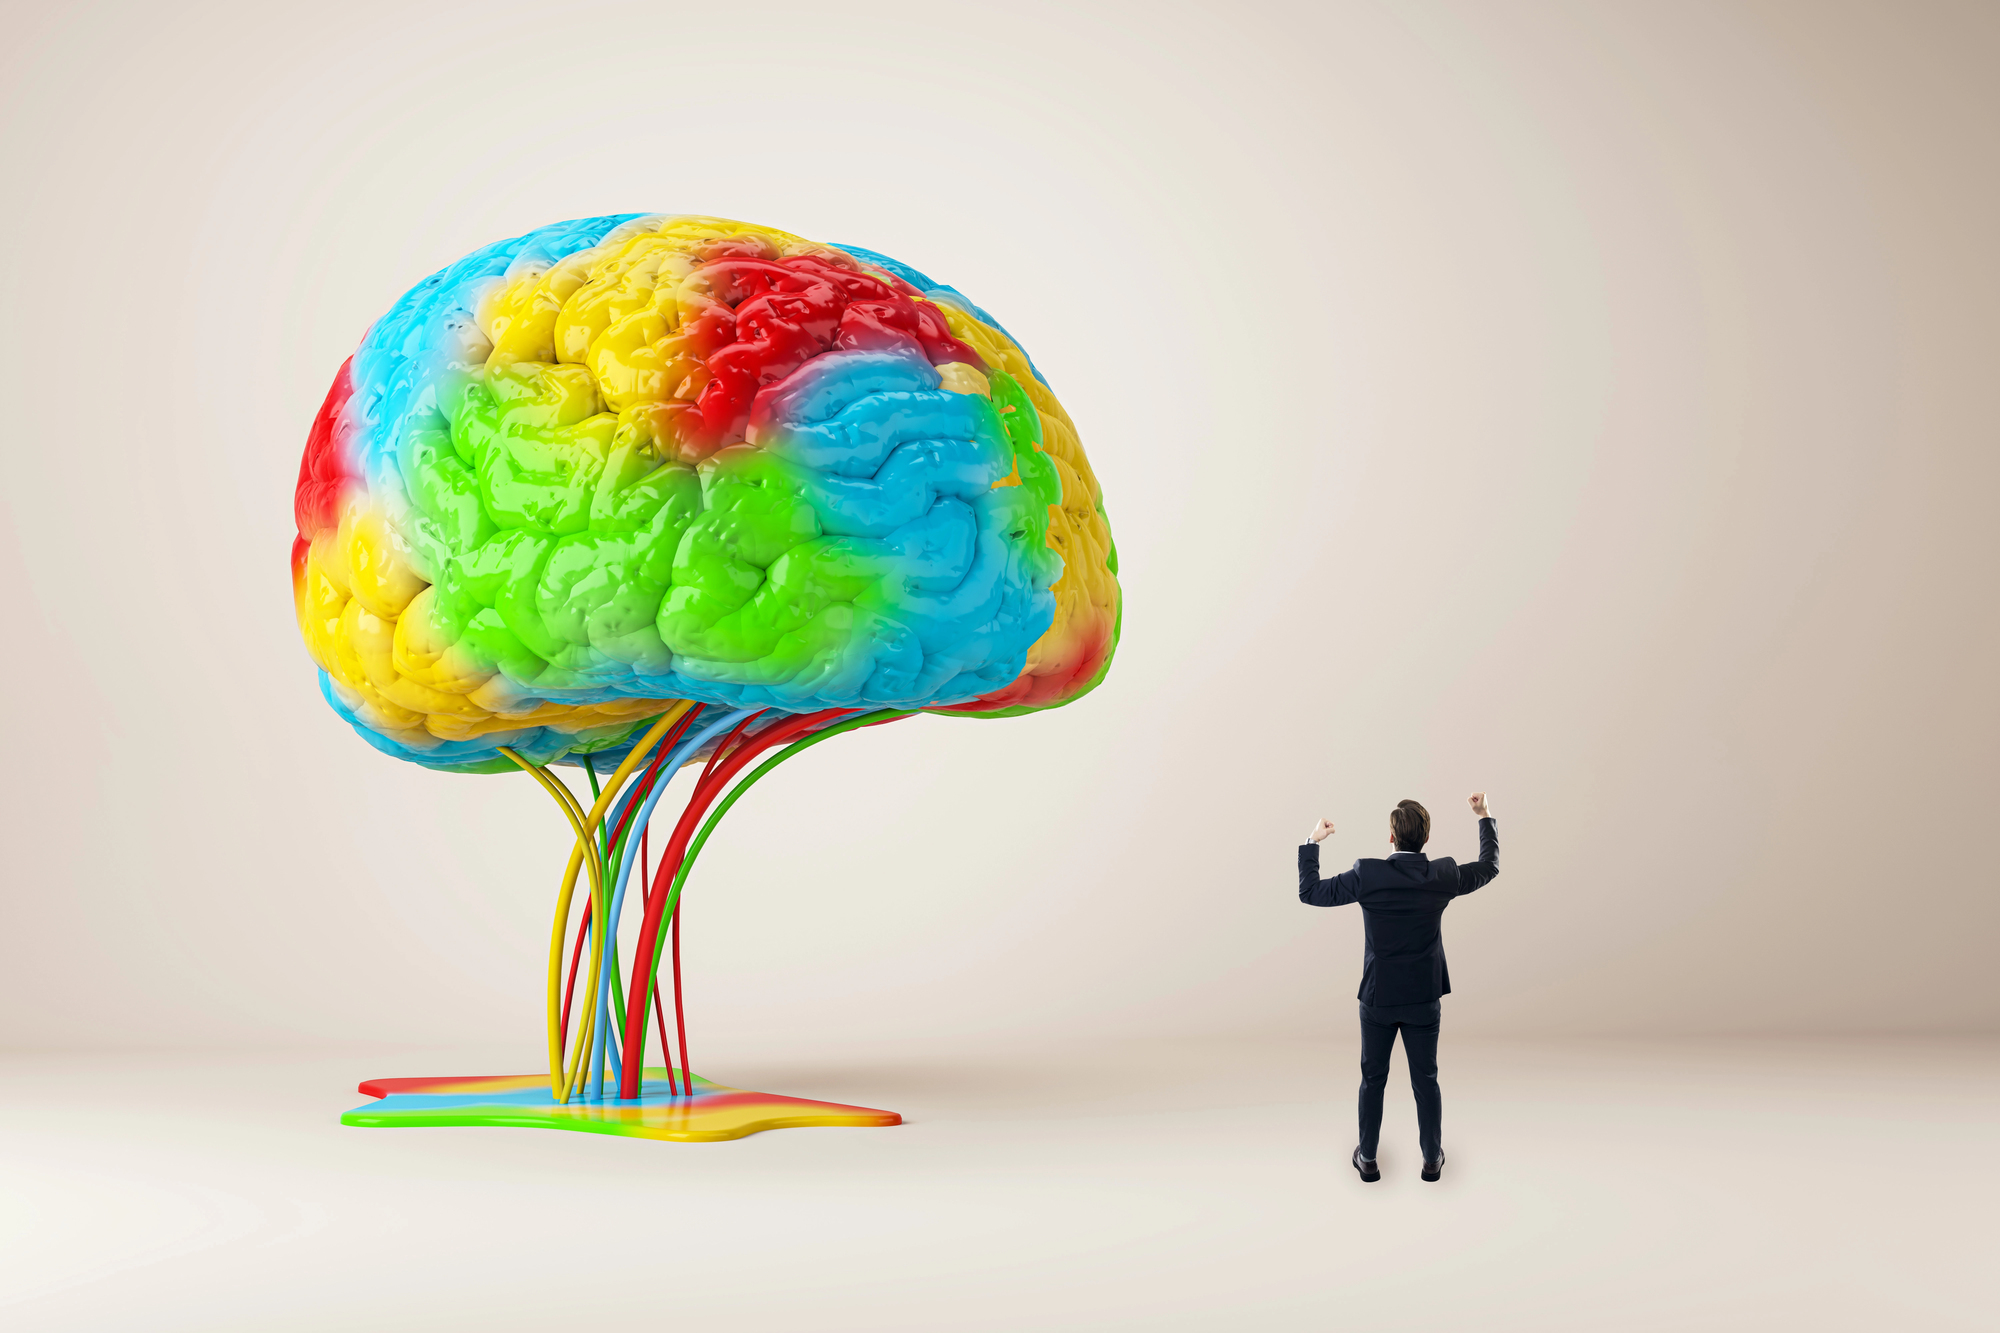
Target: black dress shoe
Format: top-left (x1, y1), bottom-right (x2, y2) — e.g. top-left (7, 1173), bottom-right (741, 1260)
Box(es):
top-left (1421, 1153), bottom-right (1445, 1182)
top-left (1353, 1148), bottom-right (1380, 1182)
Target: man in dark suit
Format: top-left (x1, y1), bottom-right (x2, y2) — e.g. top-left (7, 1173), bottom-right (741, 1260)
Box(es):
top-left (1299, 793), bottom-right (1499, 1183)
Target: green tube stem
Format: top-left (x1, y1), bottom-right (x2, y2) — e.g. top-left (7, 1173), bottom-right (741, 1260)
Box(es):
top-left (642, 711), bottom-right (914, 1002)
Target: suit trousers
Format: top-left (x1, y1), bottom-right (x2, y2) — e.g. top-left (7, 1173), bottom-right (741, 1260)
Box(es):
top-left (1357, 1000), bottom-right (1442, 1162)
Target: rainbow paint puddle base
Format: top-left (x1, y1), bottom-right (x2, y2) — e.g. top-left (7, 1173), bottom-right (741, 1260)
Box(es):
top-left (343, 1068), bottom-right (901, 1143)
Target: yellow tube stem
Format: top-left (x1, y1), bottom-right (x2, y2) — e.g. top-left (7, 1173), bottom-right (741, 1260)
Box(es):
top-left (500, 702), bottom-right (694, 1101)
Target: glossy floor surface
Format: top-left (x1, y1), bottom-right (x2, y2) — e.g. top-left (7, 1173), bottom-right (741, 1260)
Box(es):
top-left (2, 1036), bottom-right (1992, 1330)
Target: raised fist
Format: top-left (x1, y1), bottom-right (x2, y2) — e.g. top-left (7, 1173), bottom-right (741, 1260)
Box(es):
top-left (1468, 792), bottom-right (1490, 818)
top-left (1309, 818), bottom-right (1337, 843)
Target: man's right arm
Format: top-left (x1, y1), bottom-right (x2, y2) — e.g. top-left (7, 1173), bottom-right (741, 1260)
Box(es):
top-left (1299, 839), bottom-right (1362, 907)
top-left (1456, 791), bottom-right (1500, 896)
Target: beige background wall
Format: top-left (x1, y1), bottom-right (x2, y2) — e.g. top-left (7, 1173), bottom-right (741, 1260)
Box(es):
top-left (1, 0), bottom-right (1993, 1054)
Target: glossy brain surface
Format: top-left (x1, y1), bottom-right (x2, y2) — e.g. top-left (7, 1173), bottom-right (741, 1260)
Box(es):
top-left (292, 215), bottom-right (1119, 773)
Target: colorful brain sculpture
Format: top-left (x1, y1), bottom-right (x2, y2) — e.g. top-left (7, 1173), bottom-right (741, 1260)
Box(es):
top-left (298, 215), bottom-right (1122, 1135)
top-left (292, 214), bottom-right (1119, 773)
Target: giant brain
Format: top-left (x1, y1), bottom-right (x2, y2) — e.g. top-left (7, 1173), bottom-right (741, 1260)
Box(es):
top-left (292, 214), bottom-right (1120, 771)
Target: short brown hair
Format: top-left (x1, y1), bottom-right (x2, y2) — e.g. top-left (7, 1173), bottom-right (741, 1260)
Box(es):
top-left (1390, 800), bottom-right (1431, 851)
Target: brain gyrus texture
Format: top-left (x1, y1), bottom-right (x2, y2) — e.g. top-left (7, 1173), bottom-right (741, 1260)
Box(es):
top-left (292, 215), bottom-right (1120, 772)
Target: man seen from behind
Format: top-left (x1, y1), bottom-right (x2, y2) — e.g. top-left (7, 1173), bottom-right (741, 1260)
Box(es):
top-left (1299, 793), bottom-right (1499, 1182)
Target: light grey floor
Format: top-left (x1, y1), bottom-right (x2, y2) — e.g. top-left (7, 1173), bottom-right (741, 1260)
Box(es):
top-left (1, 1036), bottom-right (1992, 1330)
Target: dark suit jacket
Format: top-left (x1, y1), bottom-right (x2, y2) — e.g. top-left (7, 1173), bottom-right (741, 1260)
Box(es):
top-left (1298, 817), bottom-right (1499, 1006)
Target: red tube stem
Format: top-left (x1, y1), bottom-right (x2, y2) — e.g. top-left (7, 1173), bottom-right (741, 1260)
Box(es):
top-left (617, 708), bottom-right (850, 1098)
top-left (672, 892), bottom-right (688, 1088)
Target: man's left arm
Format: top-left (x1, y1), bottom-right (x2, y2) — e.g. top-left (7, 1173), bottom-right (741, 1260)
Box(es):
top-left (1455, 792), bottom-right (1500, 896)
top-left (1299, 819), bottom-right (1361, 906)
